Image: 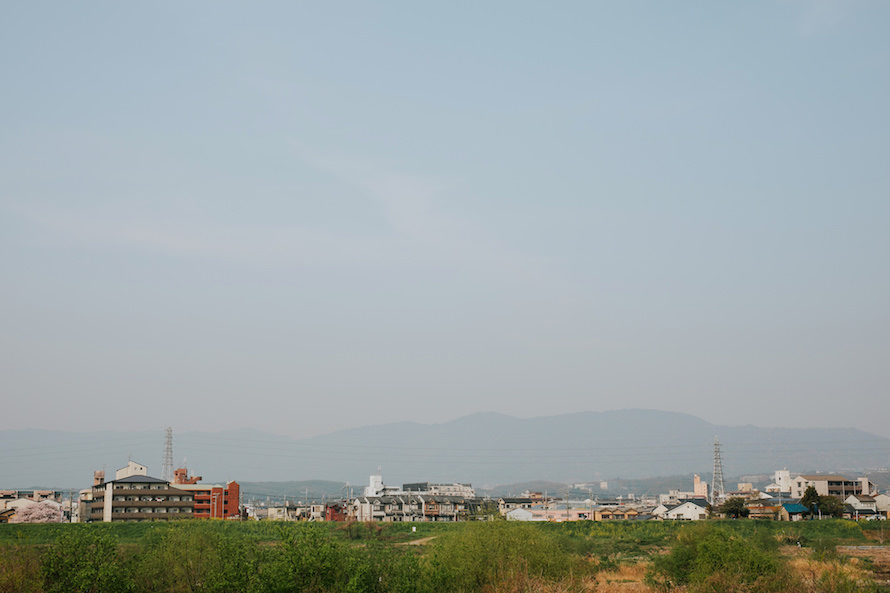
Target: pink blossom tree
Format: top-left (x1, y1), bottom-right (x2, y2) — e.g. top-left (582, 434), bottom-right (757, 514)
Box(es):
top-left (9, 501), bottom-right (62, 523)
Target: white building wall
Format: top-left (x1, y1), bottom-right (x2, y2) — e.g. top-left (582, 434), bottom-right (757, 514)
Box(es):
top-left (115, 461), bottom-right (148, 480)
top-left (103, 483), bottom-right (113, 522)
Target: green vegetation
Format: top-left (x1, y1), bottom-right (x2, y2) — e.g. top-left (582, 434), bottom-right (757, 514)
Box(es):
top-left (0, 519), bottom-right (884, 592)
top-left (646, 521), bottom-right (880, 593)
top-left (801, 485), bottom-right (846, 519)
top-left (720, 497), bottom-right (751, 519)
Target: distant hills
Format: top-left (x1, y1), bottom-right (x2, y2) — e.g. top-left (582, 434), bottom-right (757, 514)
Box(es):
top-left (2, 410), bottom-right (888, 491)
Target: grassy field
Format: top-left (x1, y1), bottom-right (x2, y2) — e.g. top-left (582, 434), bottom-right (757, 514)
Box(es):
top-left (1, 519), bottom-right (887, 592)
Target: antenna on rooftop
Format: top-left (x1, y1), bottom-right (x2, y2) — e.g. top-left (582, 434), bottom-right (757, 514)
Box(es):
top-left (711, 436), bottom-right (725, 507)
top-left (162, 427), bottom-right (174, 482)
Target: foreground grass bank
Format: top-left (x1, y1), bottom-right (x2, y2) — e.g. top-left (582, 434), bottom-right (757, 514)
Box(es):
top-left (1, 519), bottom-right (885, 592)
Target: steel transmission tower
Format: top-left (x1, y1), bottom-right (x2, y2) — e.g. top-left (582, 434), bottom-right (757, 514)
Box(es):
top-left (162, 427), bottom-right (174, 483)
top-left (711, 437), bottom-right (725, 506)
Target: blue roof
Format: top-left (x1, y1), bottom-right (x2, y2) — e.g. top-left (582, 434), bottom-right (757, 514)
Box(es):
top-left (783, 503), bottom-right (808, 513)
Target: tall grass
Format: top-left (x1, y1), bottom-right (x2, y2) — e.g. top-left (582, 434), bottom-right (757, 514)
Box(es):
top-left (0, 518), bottom-right (882, 592)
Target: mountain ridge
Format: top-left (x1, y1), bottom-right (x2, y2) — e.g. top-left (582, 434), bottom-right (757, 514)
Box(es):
top-left (1, 410), bottom-right (887, 490)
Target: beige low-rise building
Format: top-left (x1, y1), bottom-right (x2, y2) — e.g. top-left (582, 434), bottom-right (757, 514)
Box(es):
top-left (790, 475), bottom-right (875, 499)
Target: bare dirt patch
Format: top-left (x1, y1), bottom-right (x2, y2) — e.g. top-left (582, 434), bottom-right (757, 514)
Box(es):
top-left (398, 536), bottom-right (437, 546)
top-left (593, 562), bottom-right (652, 592)
top-left (837, 545), bottom-right (890, 588)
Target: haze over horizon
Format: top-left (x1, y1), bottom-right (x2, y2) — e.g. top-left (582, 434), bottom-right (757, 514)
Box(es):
top-left (2, 3), bottom-right (889, 442)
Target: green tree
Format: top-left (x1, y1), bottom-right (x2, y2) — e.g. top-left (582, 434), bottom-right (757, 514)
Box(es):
top-left (817, 495), bottom-right (845, 518)
top-left (720, 497), bottom-right (750, 519)
top-left (801, 485), bottom-right (820, 513)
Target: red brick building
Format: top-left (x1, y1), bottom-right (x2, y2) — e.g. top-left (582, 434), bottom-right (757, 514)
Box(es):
top-left (173, 468), bottom-right (241, 519)
top-left (325, 502), bottom-right (349, 521)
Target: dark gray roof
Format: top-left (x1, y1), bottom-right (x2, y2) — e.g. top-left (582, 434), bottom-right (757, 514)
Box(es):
top-left (110, 475), bottom-right (168, 484)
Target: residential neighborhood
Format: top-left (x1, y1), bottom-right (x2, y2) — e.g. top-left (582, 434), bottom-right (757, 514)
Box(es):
top-left (3, 465), bottom-right (889, 525)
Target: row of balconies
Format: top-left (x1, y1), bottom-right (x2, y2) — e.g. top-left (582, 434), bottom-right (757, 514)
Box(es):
top-left (89, 506), bottom-right (194, 517)
top-left (93, 499), bottom-right (192, 507)
top-left (99, 512), bottom-right (194, 521)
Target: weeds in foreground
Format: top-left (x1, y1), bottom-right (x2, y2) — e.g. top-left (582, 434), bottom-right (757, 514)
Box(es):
top-left (0, 520), bottom-right (883, 592)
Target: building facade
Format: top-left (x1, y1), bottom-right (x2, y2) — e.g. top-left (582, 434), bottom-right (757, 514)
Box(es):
top-left (351, 494), bottom-right (480, 522)
top-left (89, 462), bottom-right (194, 522)
top-left (172, 467), bottom-right (241, 519)
top-left (790, 475), bottom-right (875, 499)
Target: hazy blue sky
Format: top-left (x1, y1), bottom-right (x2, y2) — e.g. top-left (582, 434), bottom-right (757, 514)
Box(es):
top-left (2, 2), bottom-right (888, 440)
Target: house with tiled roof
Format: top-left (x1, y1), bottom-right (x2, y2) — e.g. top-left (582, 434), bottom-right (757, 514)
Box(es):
top-left (662, 500), bottom-right (708, 521)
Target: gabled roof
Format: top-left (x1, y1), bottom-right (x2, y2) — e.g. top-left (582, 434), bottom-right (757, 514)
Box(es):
top-left (782, 503), bottom-right (808, 513)
top-left (848, 494), bottom-right (875, 502)
top-left (679, 499), bottom-right (708, 509)
top-left (667, 500), bottom-right (707, 512)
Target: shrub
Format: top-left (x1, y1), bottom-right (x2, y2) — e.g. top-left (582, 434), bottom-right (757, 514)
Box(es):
top-left (40, 529), bottom-right (132, 593)
top-left (0, 544), bottom-right (42, 593)
top-left (646, 523), bottom-right (780, 591)
top-left (262, 523), bottom-right (364, 593)
top-left (132, 521), bottom-right (262, 593)
top-left (422, 522), bottom-right (575, 592)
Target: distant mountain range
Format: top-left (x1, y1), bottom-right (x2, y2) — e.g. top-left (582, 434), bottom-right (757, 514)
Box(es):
top-left (2, 410), bottom-right (888, 491)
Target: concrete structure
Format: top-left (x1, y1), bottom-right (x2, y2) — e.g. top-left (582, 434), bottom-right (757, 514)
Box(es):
top-left (362, 474), bottom-right (402, 497)
top-left (172, 467), bottom-right (241, 520)
top-left (89, 461), bottom-right (194, 522)
top-left (693, 475), bottom-right (709, 498)
top-left (765, 469), bottom-right (792, 494)
top-left (790, 475), bottom-right (875, 499)
top-left (403, 482), bottom-right (476, 497)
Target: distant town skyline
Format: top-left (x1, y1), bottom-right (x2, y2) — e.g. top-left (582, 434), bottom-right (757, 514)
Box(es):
top-left (2, 3), bottom-right (888, 441)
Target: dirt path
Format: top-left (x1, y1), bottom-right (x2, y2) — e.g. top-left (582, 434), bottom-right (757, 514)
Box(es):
top-left (399, 536), bottom-right (437, 546)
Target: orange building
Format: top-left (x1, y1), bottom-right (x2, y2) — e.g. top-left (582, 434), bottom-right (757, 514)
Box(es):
top-left (172, 468), bottom-right (241, 519)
